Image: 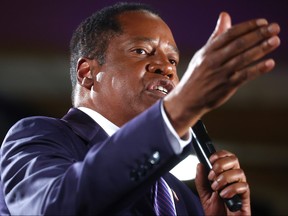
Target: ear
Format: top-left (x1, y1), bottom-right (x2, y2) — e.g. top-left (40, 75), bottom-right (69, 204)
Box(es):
top-left (76, 58), bottom-right (96, 89)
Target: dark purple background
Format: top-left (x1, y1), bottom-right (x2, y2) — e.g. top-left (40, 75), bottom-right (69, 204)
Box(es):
top-left (1, 0), bottom-right (287, 58)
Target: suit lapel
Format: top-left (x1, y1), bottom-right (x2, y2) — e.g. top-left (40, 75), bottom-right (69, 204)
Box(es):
top-left (131, 192), bottom-right (156, 216)
top-left (61, 108), bottom-right (109, 147)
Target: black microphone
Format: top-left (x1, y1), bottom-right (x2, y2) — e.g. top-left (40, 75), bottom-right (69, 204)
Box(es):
top-left (192, 120), bottom-right (242, 212)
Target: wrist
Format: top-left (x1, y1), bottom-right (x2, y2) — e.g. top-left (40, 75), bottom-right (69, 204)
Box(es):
top-left (163, 95), bottom-right (202, 137)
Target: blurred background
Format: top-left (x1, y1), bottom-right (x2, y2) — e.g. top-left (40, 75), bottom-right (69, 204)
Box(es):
top-left (0, 0), bottom-right (287, 214)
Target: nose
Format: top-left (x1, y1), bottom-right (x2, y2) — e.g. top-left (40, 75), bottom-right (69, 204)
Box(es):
top-left (147, 61), bottom-right (175, 80)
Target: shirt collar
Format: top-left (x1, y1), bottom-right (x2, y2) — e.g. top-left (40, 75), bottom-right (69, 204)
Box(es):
top-left (77, 107), bottom-right (119, 136)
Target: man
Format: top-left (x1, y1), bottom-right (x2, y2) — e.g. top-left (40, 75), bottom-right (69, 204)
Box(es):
top-left (0, 2), bottom-right (280, 215)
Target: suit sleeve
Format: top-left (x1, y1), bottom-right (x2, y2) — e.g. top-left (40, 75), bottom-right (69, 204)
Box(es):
top-left (0, 101), bottom-right (194, 215)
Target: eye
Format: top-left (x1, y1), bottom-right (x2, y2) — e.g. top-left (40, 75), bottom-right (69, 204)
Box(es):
top-left (134, 48), bottom-right (148, 55)
top-left (169, 59), bottom-right (177, 66)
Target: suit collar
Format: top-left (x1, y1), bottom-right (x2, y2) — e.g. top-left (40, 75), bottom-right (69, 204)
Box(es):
top-left (61, 108), bottom-right (108, 143)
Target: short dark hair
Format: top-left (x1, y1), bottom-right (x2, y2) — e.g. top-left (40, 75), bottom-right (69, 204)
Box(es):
top-left (69, 2), bottom-right (158, 99)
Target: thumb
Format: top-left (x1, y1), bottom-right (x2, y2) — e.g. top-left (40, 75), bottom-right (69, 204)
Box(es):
top-left (208, 12), bottom-right (232, 41)
top-left (195, 163), bottom-right (212, 200)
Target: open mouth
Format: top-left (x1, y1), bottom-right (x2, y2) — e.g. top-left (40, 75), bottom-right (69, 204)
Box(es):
top-left (146, 79), bottom-right (174, 97)
top-left (153, 85), bottom-right (169, 95)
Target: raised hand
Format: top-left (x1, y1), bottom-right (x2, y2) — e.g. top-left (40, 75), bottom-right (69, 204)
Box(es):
top-left (164, 12), bottom-right (280, 137)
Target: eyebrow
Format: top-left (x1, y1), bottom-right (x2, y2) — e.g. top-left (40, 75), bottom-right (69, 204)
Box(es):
top-left (129, 36), bottom-right (179, 54)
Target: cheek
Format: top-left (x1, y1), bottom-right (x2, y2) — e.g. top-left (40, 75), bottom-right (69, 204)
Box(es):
top-left (111, 77), bottom-right (132, 95)
top-left (111, 72), bottom-right (144, 92)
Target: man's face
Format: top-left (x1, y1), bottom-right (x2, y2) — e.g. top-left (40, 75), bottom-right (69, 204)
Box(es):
top-left (92, 11), bottom-right (180, 126)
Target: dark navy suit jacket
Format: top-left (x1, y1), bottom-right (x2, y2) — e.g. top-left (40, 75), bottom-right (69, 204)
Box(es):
top-left (0, 101), bottom-right (204, 215)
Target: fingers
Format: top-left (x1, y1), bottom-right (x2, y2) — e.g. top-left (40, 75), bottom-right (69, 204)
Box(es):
top-left (229, 58), bottom-right (276, 86)
top-left (220, 23), bottom-right (280, 65)
top-left (206, 17), bottom-right (280, 74)
top-left (210, 169), bottom-right (245, 193)
top-left (210, 18), bottom-right (269, 50)
top-left (200, 18), bottom-right (281, 100)
top-left (207, 150), bottom-right (249, 199)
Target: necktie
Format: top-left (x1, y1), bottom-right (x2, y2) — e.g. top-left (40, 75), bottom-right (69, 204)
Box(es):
top-left (153, 177), bottom-right (176, 216)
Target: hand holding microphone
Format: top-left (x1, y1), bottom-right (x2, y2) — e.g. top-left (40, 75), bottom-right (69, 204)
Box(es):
top-left (192, 120), bottom-right (243, 212)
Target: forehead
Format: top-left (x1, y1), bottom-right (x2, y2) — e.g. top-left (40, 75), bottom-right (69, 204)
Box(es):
top-left (116, 11), bottom-right (178, 50)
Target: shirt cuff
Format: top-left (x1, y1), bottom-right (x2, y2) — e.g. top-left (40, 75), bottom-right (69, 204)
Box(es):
top-left (160, 100), bottom-right (192, 155)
